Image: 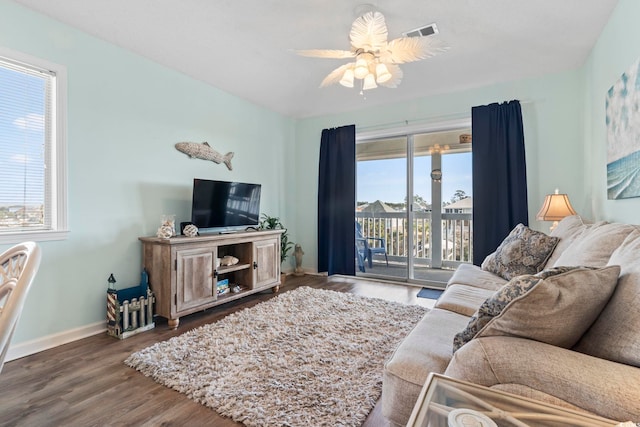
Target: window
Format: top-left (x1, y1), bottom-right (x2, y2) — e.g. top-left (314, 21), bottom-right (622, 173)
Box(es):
top-left (0, 48), bottom-right (67, 243)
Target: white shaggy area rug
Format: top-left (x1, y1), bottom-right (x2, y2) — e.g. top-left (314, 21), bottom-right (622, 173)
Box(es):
top-left (125, 286), bottom-right (428, 427)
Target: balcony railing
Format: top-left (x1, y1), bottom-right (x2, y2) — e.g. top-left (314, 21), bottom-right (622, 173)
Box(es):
top-left (356, 211), bottom-right (473, 270)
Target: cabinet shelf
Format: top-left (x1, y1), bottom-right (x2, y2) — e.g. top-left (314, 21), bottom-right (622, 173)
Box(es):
top-left (217, 263), bottom-right (251, 274)
top-left (217, 287), bottom-right (252, 303)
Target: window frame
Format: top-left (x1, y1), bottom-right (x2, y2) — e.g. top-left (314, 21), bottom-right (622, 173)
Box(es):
top-left (0, 47), bottom-right (68, 244)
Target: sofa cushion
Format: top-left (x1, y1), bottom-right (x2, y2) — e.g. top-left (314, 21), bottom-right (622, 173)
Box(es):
top-left (574, 229), bottom-right (640, 367)
top-left (543, 215), bottom-right (596, 268)
top-left (382, 308), bottom-right (470, 426)
top-left (481, 224), bottom-right (559, 280)
top-left (445, 336), bottom-right (640, 422)
top-left (453, 265), bottom-right (621, 352)
top-left (435, 284), bottom-right (496, 317)
top-left (552, 222), bottom-right (636, 267)
top-left (447, 263), bottom-right (506, 291)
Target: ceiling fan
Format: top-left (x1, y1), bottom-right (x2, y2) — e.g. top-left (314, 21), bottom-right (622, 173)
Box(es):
top-left (296, 11), bottom-right (448, 92)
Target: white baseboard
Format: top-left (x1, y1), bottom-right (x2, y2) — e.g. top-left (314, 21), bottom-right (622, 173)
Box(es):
top-left (305, 270), bottom-right (324, 276)
top-left (6, 321), bottom-right (106, 362)
top-left (283, 268), bottom-right (321, 276)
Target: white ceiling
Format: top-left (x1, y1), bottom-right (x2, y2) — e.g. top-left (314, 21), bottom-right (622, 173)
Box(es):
top-left (11, 0), bottom-right (618, 119)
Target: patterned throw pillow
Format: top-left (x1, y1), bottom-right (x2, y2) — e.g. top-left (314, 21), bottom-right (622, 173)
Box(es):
top-left (481, 224), bottom-right (559, 280)
top-left (453, 267), bottom-right (578, 352)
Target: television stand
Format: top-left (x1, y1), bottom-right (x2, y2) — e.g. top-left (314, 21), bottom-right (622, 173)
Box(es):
top-left (139, 229), bottom-right (284, 329)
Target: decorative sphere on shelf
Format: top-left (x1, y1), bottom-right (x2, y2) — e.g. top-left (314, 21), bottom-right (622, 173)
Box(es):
top-left (156, 225), bottom-right (174, 239)
top-left (183, 224), bottom-right (199, 237)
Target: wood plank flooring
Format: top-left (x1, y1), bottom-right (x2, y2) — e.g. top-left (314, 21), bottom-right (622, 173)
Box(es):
top-left (0, 275), bottom-right (435, 427)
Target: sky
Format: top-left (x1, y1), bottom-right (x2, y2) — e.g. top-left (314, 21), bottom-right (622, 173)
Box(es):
top-left (0, 65), bottom-right (46, 207)
top-left (357, 152), bottom-right (472, 205)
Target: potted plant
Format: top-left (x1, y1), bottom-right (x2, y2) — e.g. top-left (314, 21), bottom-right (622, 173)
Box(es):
top-left (259, 214), bottom-right (294, 282)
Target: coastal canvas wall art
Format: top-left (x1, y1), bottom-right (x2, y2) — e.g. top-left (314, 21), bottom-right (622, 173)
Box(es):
top-left (606, 57), bottom-right (640, 199)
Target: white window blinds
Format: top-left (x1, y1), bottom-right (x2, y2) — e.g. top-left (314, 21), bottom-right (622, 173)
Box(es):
top-left (0, 52), bottom-right (65, 239)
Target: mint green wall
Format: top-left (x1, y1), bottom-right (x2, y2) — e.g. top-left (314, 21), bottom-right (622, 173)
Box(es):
top-left (294, 71), bottom-right (587, 272)
top-left (0, 1), bottom-right (295, 345)
top-left (584, 0), bottom-right (640, 223)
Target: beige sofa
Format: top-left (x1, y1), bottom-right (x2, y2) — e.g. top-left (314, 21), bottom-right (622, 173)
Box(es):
top-left (381, 215), bottom-right (640, 425)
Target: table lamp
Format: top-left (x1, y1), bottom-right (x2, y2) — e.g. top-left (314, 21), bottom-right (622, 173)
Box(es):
top-left (536, 189), bottom-right (577, 231)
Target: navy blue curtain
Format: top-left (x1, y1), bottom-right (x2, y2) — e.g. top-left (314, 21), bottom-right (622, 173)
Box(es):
top-left (318, 125), bottom-right (356, 275)
top-left (472, 100), bottom-right (528, 265)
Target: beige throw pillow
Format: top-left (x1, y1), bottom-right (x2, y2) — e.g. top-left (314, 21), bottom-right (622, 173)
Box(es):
top-left (575, 229), bottom-right (640, 367)
top-left (453, 267), bottom-right (574, 352)
top-left (553, 222), bottom-right (636, 267)
top-left (543, 215), bottom-right (595, 268)
top-left (453, 265), bottom-right (620, 353)
top-left (481, 224), bottom-right (559, 280)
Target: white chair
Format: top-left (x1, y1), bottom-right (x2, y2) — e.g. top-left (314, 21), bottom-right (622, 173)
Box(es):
top-left (0, 242), bottom-right (41, 373)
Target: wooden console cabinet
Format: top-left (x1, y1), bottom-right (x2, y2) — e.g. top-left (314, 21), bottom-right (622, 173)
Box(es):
top-left (139, 230), bottom-right (283, 329)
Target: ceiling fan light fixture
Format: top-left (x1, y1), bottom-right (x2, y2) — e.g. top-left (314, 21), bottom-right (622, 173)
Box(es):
top-left (354, 57), bottom-right (370, 79)
top-left (375, 63), bottom-right (392, 83)
top-left (296, 11), bottom-right (448, 91)
top-left (363, 73), bottom-right (378, 90)
top-left (340, 68), bottom-right (355, 88)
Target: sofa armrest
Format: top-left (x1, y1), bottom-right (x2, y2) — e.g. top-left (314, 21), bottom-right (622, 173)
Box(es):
top-left (444, 336), bottom-right (640, 421)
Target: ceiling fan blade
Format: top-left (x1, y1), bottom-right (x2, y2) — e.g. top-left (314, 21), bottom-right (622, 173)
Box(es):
top-left (320, 63), bottom-right (355, 87)
top-left (378, 63), bottom-right (403, 88)
top-left (295, 49), bottom-right (355, 59)
top-left (350, 11), bottom-right (388, 51)
top-left (381, 37), bottom-right (450, 64)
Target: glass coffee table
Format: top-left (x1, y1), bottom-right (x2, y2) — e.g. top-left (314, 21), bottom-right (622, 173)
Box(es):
top-left (407, 373), bottom-right (619, 427)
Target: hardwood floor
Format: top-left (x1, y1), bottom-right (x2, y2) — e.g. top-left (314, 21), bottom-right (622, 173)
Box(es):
top-left (0, 275), bottom-right (435, 426)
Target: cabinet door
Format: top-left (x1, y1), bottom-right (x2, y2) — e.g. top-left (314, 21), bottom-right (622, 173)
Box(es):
top-left (176, 248), bottom-right (215, 312)
top-left (253, 238), bottom-right (279, 288)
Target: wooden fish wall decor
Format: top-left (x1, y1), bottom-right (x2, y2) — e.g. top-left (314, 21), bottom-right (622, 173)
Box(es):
top-left (175, 142), bottom-right (234, 171)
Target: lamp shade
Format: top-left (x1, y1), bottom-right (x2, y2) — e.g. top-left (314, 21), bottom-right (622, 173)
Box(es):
top-left (536, 192), bottom-right (577, 221)
top-left (354, 57), bottom-right (369, 79)
top-left (339, 68), bottom-right (355, 88)
top-left (375, 63), bottom-right (392, 83)
top-left (362, 73), bottom-right (378, 90)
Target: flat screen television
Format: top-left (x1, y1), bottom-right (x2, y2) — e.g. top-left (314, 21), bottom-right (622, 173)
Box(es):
top-left (191, 179), bottom-right (261, 230)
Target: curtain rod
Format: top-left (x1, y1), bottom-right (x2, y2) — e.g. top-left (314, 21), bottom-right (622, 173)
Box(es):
top-left (356, 99), bottom-right (535, 133)
top-left (356, 114), bottom-right (468, 133)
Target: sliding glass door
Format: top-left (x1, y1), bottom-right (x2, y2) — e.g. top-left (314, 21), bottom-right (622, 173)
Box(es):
top-left (356, 136), bottom-right (409, 280)
top-left (356, 127), bottom-right (472, 286)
